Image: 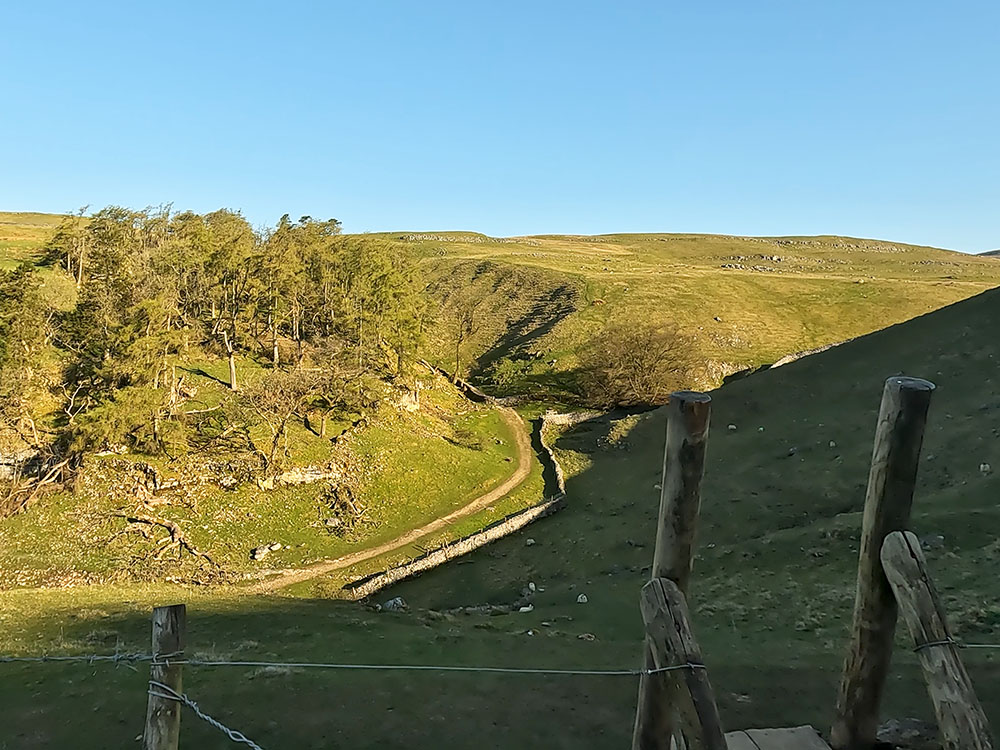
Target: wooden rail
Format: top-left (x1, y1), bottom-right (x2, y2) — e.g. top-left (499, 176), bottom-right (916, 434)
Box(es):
top-left (633, 391), bottom-right (712, 750)
top-left (831, 376), bottom-right (935, 750)
top-left (881, 531), bottom-right (994, 750)
top-left (640, 578), bottom-right (726, 750)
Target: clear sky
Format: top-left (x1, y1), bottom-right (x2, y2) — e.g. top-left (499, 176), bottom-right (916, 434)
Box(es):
top-left (2, 1), bottom-right (998, 252)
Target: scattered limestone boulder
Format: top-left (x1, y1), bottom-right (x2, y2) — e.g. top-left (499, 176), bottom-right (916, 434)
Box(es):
top-left (877, 718), bottom-right (940, 750)
top-left (576, 593), bottom-right (588, 604)
top-left (980, 462), bottom-right (992, 475)
top-left (920, 534), bottom-right (945, 552)
top-left (381, 596), bottom-right (408, 612)
top-left (250, 541), bottom-right (284, 561)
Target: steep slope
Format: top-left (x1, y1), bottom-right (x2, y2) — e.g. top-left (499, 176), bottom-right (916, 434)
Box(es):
top-left (388, 285), bottom-right (1000, 731)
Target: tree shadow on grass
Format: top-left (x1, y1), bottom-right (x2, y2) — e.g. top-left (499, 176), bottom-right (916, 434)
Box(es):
top-left (179, 366), bottom-right (230, 388)
top-left (469, 284), bottom-right (579, 381)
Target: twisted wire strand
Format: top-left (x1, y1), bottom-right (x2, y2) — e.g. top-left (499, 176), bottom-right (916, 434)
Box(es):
top-left (912, 639), bottom-right (1000, 653)
top-left (165, 658), bottom-right (705, 676)
top-left (148, 680), bottom-right (265, 750)
top-left (0, 651), bottom-right (705, 676)
top-left (0, 652), bottom-right (153, 666)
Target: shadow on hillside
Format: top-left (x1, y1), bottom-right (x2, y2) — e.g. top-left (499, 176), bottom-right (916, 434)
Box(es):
top-left (469, 284), bottom-right (578, 380)
top-left (180, 365), bottom-right (230, 388)
top-left (529, 417), bottom-right (562, 498)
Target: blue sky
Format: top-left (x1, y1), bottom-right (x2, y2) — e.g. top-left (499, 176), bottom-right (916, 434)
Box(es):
top-left (1, 1), bottom-right (997, 251)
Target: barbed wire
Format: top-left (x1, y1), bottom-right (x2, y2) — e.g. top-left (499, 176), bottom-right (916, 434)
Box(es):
top-left (0, 652), bottom-right (153, 668)
top-left (0, 650), bottom-right (703, 677)
top-left (913, 638), bottom-right (1000, 653)
top-left (175, 657), bottom-right (705, 677)
top-left (148, 680), bottom-right (265, 750)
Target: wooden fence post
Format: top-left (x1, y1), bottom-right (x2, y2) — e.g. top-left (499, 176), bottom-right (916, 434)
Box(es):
top-left (144, 604), bottom-right (186, 750)
top-left (640, 578), bottom-right (727, 750)
top-left (881, 531), bottom-right (994, 750)
top-left (831, 376), bottom-right (935, 750)
top-left (633, 391), bottom-right (712, 750)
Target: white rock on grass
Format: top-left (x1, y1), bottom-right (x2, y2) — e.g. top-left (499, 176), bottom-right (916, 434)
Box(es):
top-left (381, 596), bottom-right (407, 612)
top-left (525, 538), bottom-right (536, 546)
top-left (576, 593), bottom-right (588, 604)
top-left (981, 463), bottom-right (992, 475)
top-left (518, 604), bottom-right (534, 613)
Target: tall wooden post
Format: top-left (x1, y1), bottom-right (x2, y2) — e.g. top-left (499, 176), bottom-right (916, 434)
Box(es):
top-left (881, 531), bottom-right (994, 750)
top-left (831, 376), bottom-right (935, 750)
top-left (144, 604), bottom-right (186, 750)
top-left (633, 391), bottom-right (712, 750)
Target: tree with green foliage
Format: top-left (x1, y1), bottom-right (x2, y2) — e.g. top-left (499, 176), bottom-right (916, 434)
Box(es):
top-left (578, 323), bottom-right (696, 406)
top-left (0, 264), bottom-right (51, 449)
top-left (27, 205), bottom-right (426, 465)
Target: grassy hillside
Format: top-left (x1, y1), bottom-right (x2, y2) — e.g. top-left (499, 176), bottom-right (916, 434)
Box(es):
top-left (2, 287), bottom-right (998, 748)
top-left (0, 361), bottom-right (545, 589)
top-left (0, 211), bottom-right (67, 269)
top-left (6, 212), bottom-right (1000, 399)
top-left (404, 231), bottom-right (1000, 396)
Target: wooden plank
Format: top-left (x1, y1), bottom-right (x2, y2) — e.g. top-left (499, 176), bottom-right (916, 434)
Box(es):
top-left (634, 391), bottom-right (713, 750)
top-left (724, 731), bottom-right (760, 750)
top-left (881, 531), bottom-right (994, 750)
top-left (143, 604), bottom-right (186, 750)
top-left (744, 726), bottom-right (832, 750)
top-left (640, 577), bottom-right (726, 750)
top-left (831, 376), bottom-right (935, 750)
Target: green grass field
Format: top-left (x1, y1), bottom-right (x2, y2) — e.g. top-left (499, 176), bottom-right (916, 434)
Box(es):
top-left (3, 286), bottom-right (999, 748)
top-left (406, 230), bottom-right (1000, 395)
top-left (3, 212), bottom-right (1000, 747)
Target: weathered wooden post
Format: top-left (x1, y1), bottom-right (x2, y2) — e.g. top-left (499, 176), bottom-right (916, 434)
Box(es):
top-left (633, 391), bottom-right (712, 750)
top-left (831, 376), bottom-right (935, 750)
top-left (144, 604), bottom-right (186, 750)
top-left (641, 578), bottom-right (727, 750)
top-left (881, 531), bottom-right (994, 750)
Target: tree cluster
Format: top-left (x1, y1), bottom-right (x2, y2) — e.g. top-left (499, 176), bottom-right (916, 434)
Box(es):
top-left (1, 205), bottom-right (427, 468)
top-left (578, 323), bottom-right (696, 407)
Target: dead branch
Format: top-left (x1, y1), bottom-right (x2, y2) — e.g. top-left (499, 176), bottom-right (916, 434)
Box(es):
top-left (113, 511), bottom-right (218, 567)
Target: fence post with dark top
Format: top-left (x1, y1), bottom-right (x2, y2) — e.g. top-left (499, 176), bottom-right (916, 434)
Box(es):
top-left (881, 531), bottom-right (994, 750)
top-left (633, 390), bottom-right (712, 750)
top-left (640, 577), bottom-right (727, 750)
top-left (144, 604), bottom-right (186, 750)
top-left (831, 376), bottom-right (935, 750)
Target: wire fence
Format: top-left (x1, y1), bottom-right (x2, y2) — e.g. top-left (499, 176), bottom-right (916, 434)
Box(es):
top-left (4, 637), bottom-right (999, 747)
top-left (0, 648), bottom-right (710, 749)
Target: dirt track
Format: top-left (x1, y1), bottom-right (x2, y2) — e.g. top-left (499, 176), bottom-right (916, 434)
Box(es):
top-left (254, 406), bottom-right (532, 593)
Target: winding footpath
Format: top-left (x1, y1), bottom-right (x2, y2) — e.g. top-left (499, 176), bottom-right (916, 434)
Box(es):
top-left (254, 406), bottom-right (532, 593)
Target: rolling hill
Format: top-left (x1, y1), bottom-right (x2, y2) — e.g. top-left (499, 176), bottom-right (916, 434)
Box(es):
top-left (402, 231), bottom-right (1000, 397)
top-left (1, 273), bottom-right (998, 747)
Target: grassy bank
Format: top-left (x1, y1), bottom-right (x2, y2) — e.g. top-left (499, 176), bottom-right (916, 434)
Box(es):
top-left (3, 288), bottom-right (999, 747)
